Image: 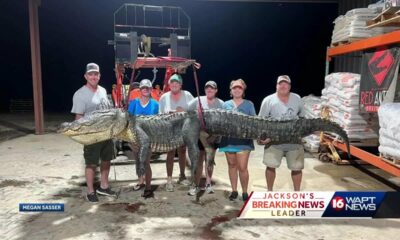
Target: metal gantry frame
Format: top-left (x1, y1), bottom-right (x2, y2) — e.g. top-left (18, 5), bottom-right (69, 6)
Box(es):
top-left (324, 30), bottom-right (400, 177)
top-left (110, 4), bottom-right (196, 108)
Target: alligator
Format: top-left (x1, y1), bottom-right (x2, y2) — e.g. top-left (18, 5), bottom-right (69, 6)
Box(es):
top-left (59, 108), bottom-right (350, 180)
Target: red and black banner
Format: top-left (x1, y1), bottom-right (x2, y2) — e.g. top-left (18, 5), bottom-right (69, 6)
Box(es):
top-left (360, 46), bottom-right (400, 112)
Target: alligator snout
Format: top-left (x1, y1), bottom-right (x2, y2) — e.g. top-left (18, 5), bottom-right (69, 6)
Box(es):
top-left (57, 122), bottom-right (71, 133)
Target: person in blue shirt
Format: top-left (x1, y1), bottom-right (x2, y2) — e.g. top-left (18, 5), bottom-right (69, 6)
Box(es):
top-left (219, 79), bottom-right (256, 202)
top-left (128, 80), bottom-right (159, 115)
top-left (128, 79), bottom-right (159, 198)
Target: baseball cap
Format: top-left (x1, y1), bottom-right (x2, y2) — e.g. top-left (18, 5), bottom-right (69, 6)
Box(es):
top-left (277, 75), bottom-right (291, 84)
top-left (139, 79), bottom-right (152, 88)
top-left (85, 63), bottom-right (100, 73)
top-left (205, 80), bottom-right (217, 89)
top-left (168, 74), bottom-right (183, 84)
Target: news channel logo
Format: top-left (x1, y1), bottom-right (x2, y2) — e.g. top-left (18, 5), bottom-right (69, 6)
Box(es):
top-left (239, 191), bottom-right (400, 219)
top-left (323, 192), bottom-right (397, 218)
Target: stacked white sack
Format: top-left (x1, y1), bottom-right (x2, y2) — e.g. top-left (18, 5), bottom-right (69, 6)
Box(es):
top-left (302, 95), bottom-right (322, 119)
top-left (321, 72), bottom-right (378, 140)
top-left (331, 8), bottom-right (377, 44)
top-left (302, 95), bottom-right (322, 152)
top-left (331, 8), bottom-right (400, 45)
top-left (378, 103), bottom-right (400, 159)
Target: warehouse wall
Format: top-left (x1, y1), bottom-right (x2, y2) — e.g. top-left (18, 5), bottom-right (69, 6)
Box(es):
top-left (333, 0), bottom-right (376, 73)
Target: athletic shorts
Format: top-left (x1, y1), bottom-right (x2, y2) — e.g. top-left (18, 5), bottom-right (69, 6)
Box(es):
top-left (83, 140), bottom-right (115, 166)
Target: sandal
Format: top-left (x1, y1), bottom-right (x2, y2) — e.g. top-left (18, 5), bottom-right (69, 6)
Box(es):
top-left (142, 189), bottom-right (154, 198)
top-left (133, 183), bottom-right (145, 191)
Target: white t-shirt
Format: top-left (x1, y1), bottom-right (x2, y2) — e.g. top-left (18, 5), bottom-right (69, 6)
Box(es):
top-left (258, 92), bottom-right (304, 150)
top-left (71, 85), bottom-right (110, 115)
top-left (158, 90), bottom-right (194, 113)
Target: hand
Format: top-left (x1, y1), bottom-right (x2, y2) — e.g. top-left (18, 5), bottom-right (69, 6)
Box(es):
top-left (130, 143), bottom-right (139, 152)
top-left (257, 138), bottom-right (271, 145)
top-left (194, 62), bottom-right (201, 69)
top-left (176, 107), bottom-right (184, 112)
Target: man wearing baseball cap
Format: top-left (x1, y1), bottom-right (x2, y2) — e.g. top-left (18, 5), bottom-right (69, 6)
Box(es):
top-left (187, 80), bottom-right (224, 196)
top-left (258, 75), bottom-right (305, 192)
top-left (71, 63), bottom-right (117, 202)
top-left (159, 73), bottom-right (194, 191)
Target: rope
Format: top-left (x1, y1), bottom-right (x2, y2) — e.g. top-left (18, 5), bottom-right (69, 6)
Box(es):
top-left (192, 65), bottom-right (206, 130)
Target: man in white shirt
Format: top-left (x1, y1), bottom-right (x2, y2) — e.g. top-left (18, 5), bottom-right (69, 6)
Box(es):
top-left (258, 75), bottom-right (305, 191)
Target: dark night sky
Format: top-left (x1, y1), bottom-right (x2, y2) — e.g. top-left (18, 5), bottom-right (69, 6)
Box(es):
top-left (0, 0), bottom-right (338, 112)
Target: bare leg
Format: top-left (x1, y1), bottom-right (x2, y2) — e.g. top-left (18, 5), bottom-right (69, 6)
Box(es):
top-left (166, 150), bottom-right (175, 182)
top-left (100, 161), bottom-right (111, 189)
top-left (177, 146), bottom-right (187, 177)
top-left (138, 176), bottom-right (145, 185)
top-left (291, 170), bottom-right (302, 191)
top-left (236, 152), bottom-right (250, 194)
top-left (265, 167), bottom-right (276, 191)
top-left (85, 165), bottom-right (96, 193)
top-left (225, 153), bottom-right (238, 192)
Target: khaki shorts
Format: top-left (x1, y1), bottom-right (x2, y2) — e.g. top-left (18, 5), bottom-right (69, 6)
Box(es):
top-left (83, 140), bottom-right (115, 166)
top-left (263, 145), bottom-right (304, 170)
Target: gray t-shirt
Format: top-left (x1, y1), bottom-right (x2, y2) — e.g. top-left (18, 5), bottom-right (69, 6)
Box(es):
top-left (159, 90), bottom-right (194, 113)
top-left (258, 92), bottom-right (304, 150)
top-left (71, 85), bottom-right (110, 115)
top-left (188, 96), bottom-right (224, 111)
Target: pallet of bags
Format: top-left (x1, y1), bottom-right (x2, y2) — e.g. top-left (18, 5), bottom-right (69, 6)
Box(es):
top-left (331, 8), bottom-right (378, 45)
top-left (378, 103), bottom-right (400, 163)
top-left (321, 72), bottom-right (379, 141)
top-left (301, 95), bottom-right (323, 153)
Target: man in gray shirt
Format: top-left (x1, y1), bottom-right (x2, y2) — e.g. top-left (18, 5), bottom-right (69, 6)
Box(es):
top-left (71, 63), bottom-right (116, 202)
top-left (258, 75), bottom-right (305, 191)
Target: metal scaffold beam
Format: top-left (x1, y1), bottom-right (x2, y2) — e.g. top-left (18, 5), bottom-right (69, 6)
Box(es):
top-left (28, 0), bottom-right (44, 134)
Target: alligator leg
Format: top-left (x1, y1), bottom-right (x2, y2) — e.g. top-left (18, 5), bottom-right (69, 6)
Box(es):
top-left (182, 117), bottom-right (200, 186)
top-left (199, 131), bottom-right (217, 172)
top-left (135, 126), bottom-right (151, 177)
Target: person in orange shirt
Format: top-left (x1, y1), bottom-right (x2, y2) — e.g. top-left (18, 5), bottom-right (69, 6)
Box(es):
top-left (151, 84), bottom-right (162, 101)
top-left (128, 82), bottom-right (141, 101)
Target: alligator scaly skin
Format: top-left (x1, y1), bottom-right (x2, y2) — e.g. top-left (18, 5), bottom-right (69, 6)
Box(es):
top-left (60, 108), bottom-right (350, 178)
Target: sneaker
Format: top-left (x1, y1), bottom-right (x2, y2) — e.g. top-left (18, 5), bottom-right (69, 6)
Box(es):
top-left (187, 185), bottom-right (200, 196)
top-left (177, 175), bottom-right (191, 186)
top-left (142, 189), bottom-right (154, 199)
top-left (86, 192), bottom-right (99, 203)
top-left (96, 187), bottom-right (117, 197)
top-left (242, 192), bottom-right (249, 201)
top-left (229, 191), bottom-right (238, 201)
top-left (133, 183), bottom-right (145, 191)
top-left (205, 184), bottom-right (214, 194)
top-left (166, 182), bottom-right (174, 192)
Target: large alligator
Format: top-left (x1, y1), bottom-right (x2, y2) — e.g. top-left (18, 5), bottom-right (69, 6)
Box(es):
top-left (59, 108), bottom-right (350, 179)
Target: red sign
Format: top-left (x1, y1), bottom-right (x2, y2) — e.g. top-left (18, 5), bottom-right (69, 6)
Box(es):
top-left (368, 47), bottom-right (394, 87)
